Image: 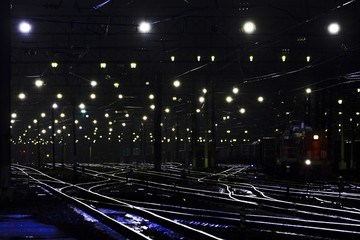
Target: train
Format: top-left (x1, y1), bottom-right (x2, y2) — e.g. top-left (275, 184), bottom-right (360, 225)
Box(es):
top-left (217, 121), bottom-right (332, 179)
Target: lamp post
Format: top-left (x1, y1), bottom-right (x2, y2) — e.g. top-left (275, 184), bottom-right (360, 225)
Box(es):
top-left (33, 119), bottom-right (41, 168)
top-left (51, 103), bottom-right (58, 169)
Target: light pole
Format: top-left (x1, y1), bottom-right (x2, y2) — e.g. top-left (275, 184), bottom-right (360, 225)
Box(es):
top-left (33, 119), bottom-right (41, 168)
top-left (51, 103), bottom-right (58, 170)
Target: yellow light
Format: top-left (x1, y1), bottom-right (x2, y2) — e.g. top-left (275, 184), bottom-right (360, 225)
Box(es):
top-left (281, 55), bottom-right (286, 62)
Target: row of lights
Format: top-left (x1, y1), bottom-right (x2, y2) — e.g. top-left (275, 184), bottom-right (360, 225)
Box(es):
top-left (19, 20), bottom-right (342, 35)
top-left (45, 53), bottom-right (312, 71)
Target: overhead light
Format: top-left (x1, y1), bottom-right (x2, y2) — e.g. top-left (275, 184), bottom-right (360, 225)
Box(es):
top-left (18, 93), bottom-right (26, 100)
top-left (328, 22), bottom-right (340, 35)
top-left (130, 62), bottom-right (137, 68)
top-left (171, 56), bottom-right (175, 62)
top-left (242, 21), bottom-right (256, 34)
top-left (281, 55), bottom-right (286, 62)
top-left (232, 87), bottom-right (239, 94)
top-left (90, 80), bottom-right (97, 87)
top-left (173, 80), bottom-right (181, 88)
top-left (306, 56), bottom-right (311, 62)
top-left (249, 55), bottom-right (254, 62)
top-left (51, 62), bottom-right (58, 68)
top-left (138, 21), bottom-right (151, 33)
top-left (100, 62), bottom-right (107, 68)
top-left (225, 96), bottom-right (233, 103)
top-left (19, 21), bottom-right (32, 33)
top-left (79, 103), bottom-right (85, 109)
top-left (34, 79), bottom-right (44, 88)
top-left (197, 55), bottom-right (201, 62)
top-left (211, 55), bottom-right (215, 62)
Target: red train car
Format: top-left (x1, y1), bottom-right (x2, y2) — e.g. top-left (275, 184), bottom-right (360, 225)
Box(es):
top-left (276, 122), bottom-right (332, 178)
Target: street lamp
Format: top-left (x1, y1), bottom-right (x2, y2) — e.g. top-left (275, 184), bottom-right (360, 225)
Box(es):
top-left (51, 103), bottom-right (58, 169)
top-left (33, 119), bottom-right (41, 167)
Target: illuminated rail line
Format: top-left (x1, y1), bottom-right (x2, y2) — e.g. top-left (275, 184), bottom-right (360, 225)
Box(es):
top-left (12, 163), bottom-right (360, 239)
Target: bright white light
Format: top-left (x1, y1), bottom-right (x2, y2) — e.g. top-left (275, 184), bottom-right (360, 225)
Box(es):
top-left (90, 93), bottom-right (96, 99)
top-left (35, 79), bottom-right (44, 88)
top-left (173, 80), bottom-right (181, 88)
top-left (328, 23), bottom-right (340, 35)
top-left (142, 116), bottom-right (148, 121)
top-left (56, 93), bottom-right (63, 99)
top-left (90, 80), bottom-right (97, 87)
top-left (239, 108), bottom-right (246, 114)
top-left (165, 108), bottom-right (170, 113)
top-left (305, 159), bottom-right (311, 165)
top-left (18, 93), bottom-right (26, 100)
top-left (226, 96), bottom-right (233, 103)
top-left (211, 55), bottom-right (215, 62)
top-left (199, 96), bottom-right (205, 103)
top-left (52, 103), bottom-right (58, 109)
top-left (118, 94), bottom-right (123, 99)
top-left (249, 55), bottom-right (254, 62)
top-left (19, 21), bottom-right (32, 33)
top-left (100, 62), bottom-right (106, 68)
top-left (338, 99), bottom-right (343, 105)
top-left (11, 113), bottom-right (17, 119)
top-left (202, 88), bottom-right (207, 94)
top-left (313, 135), bottom-right (319, 140)
top-left (257, 96), bottom-right (264, 102)
top-left (171, 56), bottom-right (175, 62)
top-left (138, 21), bottom-right (151, 33)
top-left (306, 56), bottom-right (311, 62)
top-left (51, 62), bottom-right (58, 68)
top-left (243, 21), bottom-right (256, 34)
top-left (281, 55), bottom-right (286, 62)
top-left (305, 88), bottom-right (312, 94)
top-left (149, 94), bottom-right (155, 100)
top-left (130, 62), bottom-right (137, 68)
top-left (232, 87), bottom-right (239, 94)
top-left (79, 103), bottom-right (85, 109)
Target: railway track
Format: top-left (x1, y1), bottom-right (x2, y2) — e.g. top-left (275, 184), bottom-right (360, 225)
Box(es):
top-left (11, 163), bottom-right (360, 240)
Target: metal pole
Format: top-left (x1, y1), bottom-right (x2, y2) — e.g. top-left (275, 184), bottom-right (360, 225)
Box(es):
top-left (37, 121), bottom-right (41, 168)
top-left (51, 107), bottom-right (56, 169)
top-left (154, 72), bottom-right (162, 171)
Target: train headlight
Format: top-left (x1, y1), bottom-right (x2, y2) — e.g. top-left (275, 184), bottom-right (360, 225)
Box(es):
top-left (305, 159), bottom-right (311, 166)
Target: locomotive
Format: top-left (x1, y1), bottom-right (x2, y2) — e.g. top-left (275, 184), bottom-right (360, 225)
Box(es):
top-left (262, 121), bottom-right (332, 178)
